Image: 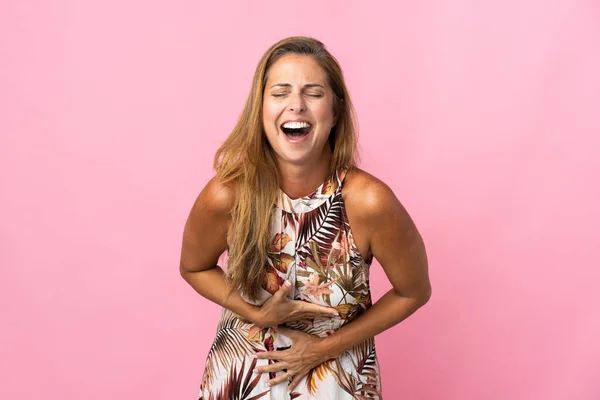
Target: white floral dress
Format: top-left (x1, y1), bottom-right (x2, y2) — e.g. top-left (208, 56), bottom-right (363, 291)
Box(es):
top-left (199, 170), bottom-right (382, 399)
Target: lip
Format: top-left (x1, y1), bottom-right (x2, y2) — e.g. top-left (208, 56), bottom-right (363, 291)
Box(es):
top-left (279, 125), bottom-right (312, 144)
top-left (282, 129), bottom-right (311, 144)
top-left (281, 118), bottom-right (312, 123)
top-left (279, 118), bottom-right (313, 144)
top-left (280, 118), bottom-right (313, 127)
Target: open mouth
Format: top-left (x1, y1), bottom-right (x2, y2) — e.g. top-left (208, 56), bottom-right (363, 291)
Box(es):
top-left (280, 121), bottom-right (312, 139)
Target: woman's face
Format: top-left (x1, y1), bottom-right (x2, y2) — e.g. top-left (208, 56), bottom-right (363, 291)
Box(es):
top-left (262, 54), bottom-right (337, 167)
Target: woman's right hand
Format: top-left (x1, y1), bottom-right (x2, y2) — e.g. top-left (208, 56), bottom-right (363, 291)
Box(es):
top-left (253, 280), bottom-right (340, 328)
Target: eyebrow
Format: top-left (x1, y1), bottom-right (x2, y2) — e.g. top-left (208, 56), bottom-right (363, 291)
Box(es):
top-left (269, 83), bottom-right (326, 89)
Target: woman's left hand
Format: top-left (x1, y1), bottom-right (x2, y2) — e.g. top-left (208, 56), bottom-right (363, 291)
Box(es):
top-left (253, 326), bottom-right (333, 392)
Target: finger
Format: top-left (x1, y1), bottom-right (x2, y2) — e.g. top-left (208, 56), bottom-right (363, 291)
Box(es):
top-left (275, 280), bottom-right (293, 299)
top-left (273, 326), bottom-right (304, 340)
top-left (267, 371), bottom-right (293, 388)
top-left (254, 362), bottom-right (289, 374)
top-left (287, 372), bottom-right (306, 393)
top-left (302, 303), bottom-right (340, 318)
top-left (253, 351), bottom-right (287, 361)
top-left (280, 279), bottom-right (293, 294)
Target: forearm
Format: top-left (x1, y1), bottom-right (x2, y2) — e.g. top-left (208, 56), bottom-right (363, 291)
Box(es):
top-left (180, 266), bottom-right (260, 324)
top-left (321, 289), bottom-right (429, 358)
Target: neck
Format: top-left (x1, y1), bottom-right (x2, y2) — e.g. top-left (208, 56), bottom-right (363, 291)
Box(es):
top-left (277, 147), bottom-right (333, 200)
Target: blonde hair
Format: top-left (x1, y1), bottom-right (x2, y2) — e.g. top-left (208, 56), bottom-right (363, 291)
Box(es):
top-left (214, 36), bottom-right (358, 300)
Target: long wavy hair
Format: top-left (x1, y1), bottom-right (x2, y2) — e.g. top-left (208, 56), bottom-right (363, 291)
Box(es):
top-left (214, 36), bottom-right (359, 300)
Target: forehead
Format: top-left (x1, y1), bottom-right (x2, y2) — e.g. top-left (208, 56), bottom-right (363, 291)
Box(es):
top-left (266, 54), bottom-right (329, 86)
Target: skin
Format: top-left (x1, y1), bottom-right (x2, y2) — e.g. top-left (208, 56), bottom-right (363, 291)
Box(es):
top-left (180, 54), bottom-right (431, 393)
top-left (262, 54), bottom-right (337, 199)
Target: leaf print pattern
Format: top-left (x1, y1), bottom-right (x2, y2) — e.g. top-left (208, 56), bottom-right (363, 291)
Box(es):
top-left (247, 325), bottom-right (266, 343)
top-left (202, 356), bottom-right (270, 400)
top-left (269, 232), bottom-right (292, 252)
top-left (304, 272), bottom-right (338, 301)
top-left (198, 170), bottom-right (382, 399)
top-left (270, 252), bottom-right (294, 274)
top-left (200, 310), bottom-right (262, 391)
top-left (306, 360), bottom-right (335, 396)
top-left (263, 266), bottom-right (284, 295)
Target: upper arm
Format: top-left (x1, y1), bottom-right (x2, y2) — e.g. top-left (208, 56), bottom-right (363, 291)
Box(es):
top-left (346, 170), bottom-right (431, 303)
top-left (179, 177), bottom-right (235, 274)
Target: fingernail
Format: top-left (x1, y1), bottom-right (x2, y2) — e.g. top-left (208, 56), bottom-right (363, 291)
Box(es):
top-left (284, 280), bottom-right (291, 287)
top-left (253, 368), bottom-right (259, 373)
top-left (266, 382), bottom-right (271, 387)
top-left (252, 354), bottom-right (257, 359)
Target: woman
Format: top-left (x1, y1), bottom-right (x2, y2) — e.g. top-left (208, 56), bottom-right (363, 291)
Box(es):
top-left (180, 36), bottom-right (431, 399)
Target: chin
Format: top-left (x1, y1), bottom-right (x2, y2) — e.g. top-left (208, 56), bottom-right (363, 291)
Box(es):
top-left (275, 152), bottom-right (312, 166)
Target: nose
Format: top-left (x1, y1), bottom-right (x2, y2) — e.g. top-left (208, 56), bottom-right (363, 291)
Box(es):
top-left (287, 92), bottom-right (306, 113)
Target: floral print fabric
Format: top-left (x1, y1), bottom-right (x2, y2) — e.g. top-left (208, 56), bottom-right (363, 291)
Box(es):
top-left (198, 170), bottom-right (382, 399)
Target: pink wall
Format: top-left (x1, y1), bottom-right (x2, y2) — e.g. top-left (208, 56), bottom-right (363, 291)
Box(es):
top-left (1, 1), bottom-right (599, 399)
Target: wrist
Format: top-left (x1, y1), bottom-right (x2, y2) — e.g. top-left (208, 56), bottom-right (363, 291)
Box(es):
top-left (222, 294), bottom-right (263, 326)
top-left (318, 334), bottom-right (343, 360)
top-left (246, 304), bottom-right (264, 326)
top-left (247, 301), bottom-right (272, 328)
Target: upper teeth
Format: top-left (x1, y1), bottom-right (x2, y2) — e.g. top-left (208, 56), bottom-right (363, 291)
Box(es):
top-left (282, 121), bottom-right (311, 129)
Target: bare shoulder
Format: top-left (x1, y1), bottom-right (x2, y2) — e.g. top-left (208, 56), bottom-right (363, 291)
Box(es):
top-left (190, 176), bottom-right (237, 218)
top-left (180, 176), bottom-right (237, 273)
top-left (343, 167), bottom-right (430, 303)
top-left (342, 167), bottom-right (406, 223)
top-left (341, 167), bottom-right (418, 261)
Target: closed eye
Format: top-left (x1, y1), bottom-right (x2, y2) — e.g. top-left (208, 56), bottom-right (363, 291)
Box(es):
top-left (271, 93), bottom-right (323, 98)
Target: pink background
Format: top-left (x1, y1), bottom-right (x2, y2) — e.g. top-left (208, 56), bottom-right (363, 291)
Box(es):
top-left (1, 1), bottom-right (599, 399)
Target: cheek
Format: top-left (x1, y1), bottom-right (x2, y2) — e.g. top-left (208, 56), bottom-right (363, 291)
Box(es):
top-left (262, 100), bottom-right (280, 124)
top-left (314, 103), bottom-right (336, 126)
top-left (262, 104), bottom-right (280, 143)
